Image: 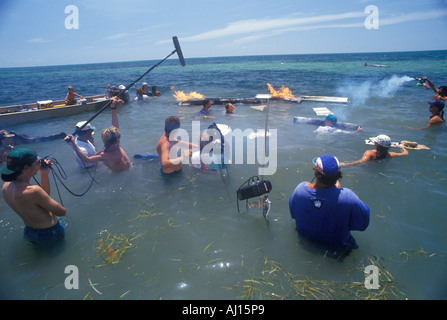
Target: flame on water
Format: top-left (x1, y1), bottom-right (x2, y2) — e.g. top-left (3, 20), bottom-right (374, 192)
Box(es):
top-left (266, 83), bottom-right (296, 98)
top-left (174, 91), bottom-right (205, 101)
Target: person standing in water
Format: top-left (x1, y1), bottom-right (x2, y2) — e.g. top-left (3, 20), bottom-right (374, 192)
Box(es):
top-left (157, 116), bottom-right (197, 174)
top-left (65, 97), bottom-right (131, 172)
top-left (1, 149), bottom-right (66, 246)
top-left (425, 100), bottom-right (445, 127)
top-left (422, 77), bottom-right (447, 101)
top-left (289, 154), bottom-right (370, 257)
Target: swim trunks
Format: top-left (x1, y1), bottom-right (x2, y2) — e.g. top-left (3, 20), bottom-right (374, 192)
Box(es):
top-left (160, 166), bottom-right (182, 176)
top-left (24, 222), bottom-right (65, 245)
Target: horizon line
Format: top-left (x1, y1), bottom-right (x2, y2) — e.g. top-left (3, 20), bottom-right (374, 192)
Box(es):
top-left (1, 48), bottom-right (446, 69)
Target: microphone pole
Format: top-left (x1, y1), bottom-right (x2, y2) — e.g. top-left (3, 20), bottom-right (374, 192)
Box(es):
top-left (73, 36), bottom-right (186, 135)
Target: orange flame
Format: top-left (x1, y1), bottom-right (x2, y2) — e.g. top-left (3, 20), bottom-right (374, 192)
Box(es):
top-left (266, 83), bottom-right (296, 98)
top-left (174, 91), bottom-right (205, 101)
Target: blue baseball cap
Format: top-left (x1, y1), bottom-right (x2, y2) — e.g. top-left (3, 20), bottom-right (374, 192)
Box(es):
top-left (312, 154), bottom-right (340, 177)
top-left (428, 100), bottom-right (445, 110)
top-left (322, 113), bottom-right (337, 125)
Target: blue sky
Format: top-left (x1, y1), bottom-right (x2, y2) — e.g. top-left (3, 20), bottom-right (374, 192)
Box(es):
top-left (0, 0), bottom-right (446, 67)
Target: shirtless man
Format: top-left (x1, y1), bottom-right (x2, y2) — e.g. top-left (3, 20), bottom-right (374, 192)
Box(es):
top-left (157, 116), bottom-right (196, 174)
top-left (341, 134), bottom-right (408, 166)
top-left (65, 86), bottom-right (84, 105)
top-left (225, 103), bottom-right (235, 114)
top-left (1, 149), bottom-right (66, 245)
top-left (65, 97), bottom-right (131, 172)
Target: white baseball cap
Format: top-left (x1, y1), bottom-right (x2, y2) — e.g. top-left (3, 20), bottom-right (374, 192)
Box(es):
top-left (370, 134), bottom-right (391, 147)
top-left (76, 121), bottom-right (96, 131)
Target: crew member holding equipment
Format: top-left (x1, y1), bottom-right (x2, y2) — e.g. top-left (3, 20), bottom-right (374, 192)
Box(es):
top-left (71, 121), bottom-right (97, 169)
top-left (64, 97), bottom-right (131, 172)
top-left (1, 149), bottom-right (66, 246)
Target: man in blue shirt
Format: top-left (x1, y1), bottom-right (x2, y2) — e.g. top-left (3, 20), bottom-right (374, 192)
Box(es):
top-left (289, 154), bottom-right (370, 257)
top-left (199, 99), bottom-right (212, 115)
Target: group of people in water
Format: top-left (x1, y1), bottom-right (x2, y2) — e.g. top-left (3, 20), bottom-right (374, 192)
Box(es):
top-left (0, 77), bottom-right (445, 256)
top-left (289, 77), bottom-right (445, 257)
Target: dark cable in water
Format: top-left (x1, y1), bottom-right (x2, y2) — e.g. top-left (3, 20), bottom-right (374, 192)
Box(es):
top-left (34, 156), bottom-right (97, 206)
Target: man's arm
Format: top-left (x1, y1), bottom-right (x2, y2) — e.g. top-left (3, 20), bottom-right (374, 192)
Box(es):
top-left (39, 160), bottom-right (52, 195)
top-left (65, 134), bottom-right (103, 163)
top-left (159, 141), bottom-right (191, 168)
top-left (340, 150), bottom-right (374, 166)
top-left (349, 200), bottom-right (370, 231)
top-left (110, 97), bottom-right (123, 129)
top-left (423, 77), bottom-right (439, 94)
top-left (32, 186), bottom-right (66, 217)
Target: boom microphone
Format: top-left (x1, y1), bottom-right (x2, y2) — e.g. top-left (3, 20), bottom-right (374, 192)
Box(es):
top-left (172, 36), bottom-right (186, 67)
top-left (73, 36), bottom-right (186, 135)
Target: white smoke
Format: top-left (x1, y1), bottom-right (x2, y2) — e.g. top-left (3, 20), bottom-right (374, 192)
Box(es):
top-left (337, 75), bottom-right (414, 104)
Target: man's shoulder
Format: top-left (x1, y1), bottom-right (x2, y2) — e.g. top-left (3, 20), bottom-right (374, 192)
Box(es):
top-left (338, 187), bottom-right (365, 204)
top-left (157, 135), bottom-right (169, 146)
top-left (291, 181), bottom-right (311, 194)
top-left (15, 184), bottom-right (46, 200)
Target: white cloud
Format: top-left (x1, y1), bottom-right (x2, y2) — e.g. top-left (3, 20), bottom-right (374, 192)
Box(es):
top-left (180, 11), bottom-right (365, 42)
top-left (105, 33), bottom-right (130, 40)
top-left (230, 22), bottom-right (364, 45)
top-left (380, 8), bottom-right (447, 26)
top-left (27, 38), bottom-right (51, 43)
top-left (169, 8), bottom-right (447, 45)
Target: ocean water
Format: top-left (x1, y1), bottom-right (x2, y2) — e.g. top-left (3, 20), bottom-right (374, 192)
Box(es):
top-left (0, 51), bottom-right (446, 300)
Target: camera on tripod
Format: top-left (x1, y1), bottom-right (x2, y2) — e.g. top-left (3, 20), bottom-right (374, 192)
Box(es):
top-left (237, 177), bottom-right (272, 201)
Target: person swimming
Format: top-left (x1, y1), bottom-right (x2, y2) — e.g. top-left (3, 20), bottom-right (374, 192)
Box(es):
top-left (340, 134), bottom-right (408, 166)
top-left (314, 114), bottom-right (362, 134)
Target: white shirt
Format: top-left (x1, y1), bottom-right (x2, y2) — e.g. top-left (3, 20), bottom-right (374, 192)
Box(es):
top-left (314, 126), bottom-right (350, 134)
top-left (134, 95), bottom-right (151, 102)
top-left (74, 136), bottom-right (96, 168)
